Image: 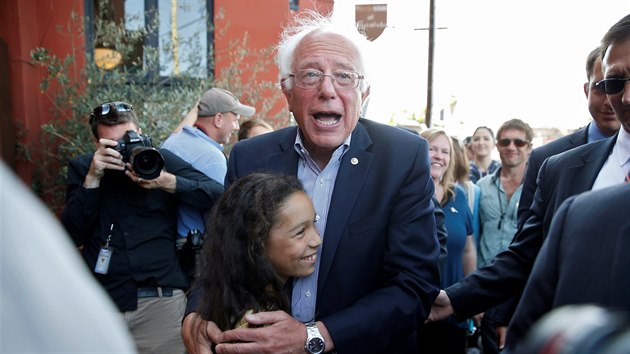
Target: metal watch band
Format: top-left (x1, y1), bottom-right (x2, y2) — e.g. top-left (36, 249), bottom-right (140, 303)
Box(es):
top-left (305, 322), bottom-right (325, 354)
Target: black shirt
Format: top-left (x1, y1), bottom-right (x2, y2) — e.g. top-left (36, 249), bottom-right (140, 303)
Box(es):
top-left (61, 149), bottom-right (223, 311)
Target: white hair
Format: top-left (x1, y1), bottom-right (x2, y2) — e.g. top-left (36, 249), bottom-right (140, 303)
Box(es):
top-left (276, 10), bottom-right (371, 94)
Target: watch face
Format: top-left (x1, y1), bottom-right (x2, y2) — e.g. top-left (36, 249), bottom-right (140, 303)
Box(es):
top-left (307, 338), bottom-right (325, 353)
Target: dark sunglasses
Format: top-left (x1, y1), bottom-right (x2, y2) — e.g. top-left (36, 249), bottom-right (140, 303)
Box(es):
top-left (595, 78), bottom-right (630, 95)
top-left (497, 138), bottom-right (529, 147)
top-left (90, 101), bottom-right (133, 123)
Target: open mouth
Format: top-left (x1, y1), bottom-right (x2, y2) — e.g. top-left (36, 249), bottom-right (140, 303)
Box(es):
top-left (314, 112), bottom-right (341, 126)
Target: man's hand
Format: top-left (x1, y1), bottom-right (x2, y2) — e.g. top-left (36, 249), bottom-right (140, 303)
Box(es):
top-left (84, 138), bottom-right (124, 188)
top-left (126, 167), bottom-right (177, 193)
top-left (182, 312), bottom-right (223, 354)
top-left (215, 311), bottom-right (306, 354)
top-left (427, 290), bottom-right (455, 322)
top-left (496, 325), bottom-right (507, 350)
top-left (473, 313), bottom-right (483, 328)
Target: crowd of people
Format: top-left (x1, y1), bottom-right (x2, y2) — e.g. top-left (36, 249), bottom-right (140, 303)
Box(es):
top-left (5, 8), bottom-right (630, 354)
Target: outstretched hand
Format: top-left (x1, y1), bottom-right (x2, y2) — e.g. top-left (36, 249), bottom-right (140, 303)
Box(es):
top-left (427, 290), bottom-right (455, 322)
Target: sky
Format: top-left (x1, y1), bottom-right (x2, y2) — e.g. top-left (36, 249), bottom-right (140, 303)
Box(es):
top-left (332, 0), bottom-right (630, 141)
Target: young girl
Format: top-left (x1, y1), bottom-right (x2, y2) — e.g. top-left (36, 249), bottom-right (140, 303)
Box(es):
top-left (196, 172), bottom-right (321, 330)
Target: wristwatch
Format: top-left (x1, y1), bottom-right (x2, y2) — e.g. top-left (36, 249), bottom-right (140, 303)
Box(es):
top-left (305, 322), bottom-right (325, 354)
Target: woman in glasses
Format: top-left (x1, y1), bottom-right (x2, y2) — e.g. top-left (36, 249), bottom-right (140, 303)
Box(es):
top-left (418, 128), bottom-right (476, 354)
top-left (469, 126), bottom-right (501, 184)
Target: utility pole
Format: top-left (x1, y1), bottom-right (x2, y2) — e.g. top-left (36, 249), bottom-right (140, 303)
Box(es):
top-left (416, 1), bottom-right (446, 128)
top-left (426, 0), bottom-right (435, 128)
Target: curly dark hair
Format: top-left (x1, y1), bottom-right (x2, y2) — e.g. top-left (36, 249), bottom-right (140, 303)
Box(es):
top-left (196, 172), bottom-right (305, 330)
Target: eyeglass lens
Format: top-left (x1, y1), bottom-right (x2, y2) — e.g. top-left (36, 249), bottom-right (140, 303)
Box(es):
top-left (498, 138), bottom-right (528, 147)
top-left (596, 78), bottom-right (630, 95)
top-left (292, 70), bottom-right (362, 90)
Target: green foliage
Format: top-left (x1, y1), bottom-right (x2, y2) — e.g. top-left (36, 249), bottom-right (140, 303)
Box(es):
top-left (28, 4), bottom-right (288, 214)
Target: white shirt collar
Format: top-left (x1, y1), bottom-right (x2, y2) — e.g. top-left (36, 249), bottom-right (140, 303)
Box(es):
top-left (611, 127), bottom-right (630, 167)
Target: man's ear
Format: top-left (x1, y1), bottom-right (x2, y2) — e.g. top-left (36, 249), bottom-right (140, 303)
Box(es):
top-left (281, 81), bottom-right (295, 114)
top-left (281, 80), bottom-right (292, 102)
top-left (212, 113), bottom-right (223, 128)
top-left (361, 85), bottom-right (371, 103)
top-left (583, 82), bottom-right (589, 98)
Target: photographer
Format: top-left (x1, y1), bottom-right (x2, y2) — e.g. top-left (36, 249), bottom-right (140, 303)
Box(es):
top-left (61, 101), bottom-right (223, 353)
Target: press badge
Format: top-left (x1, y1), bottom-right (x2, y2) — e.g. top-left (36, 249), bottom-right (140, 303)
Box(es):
top-left (95, 246), bottom-right (113, 274)
top-left (95, 223), bottom-right (114, 274)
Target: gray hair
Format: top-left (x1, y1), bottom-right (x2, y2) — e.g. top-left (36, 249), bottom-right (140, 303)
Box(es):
top-left (276, 10), bottom-right (371, 94)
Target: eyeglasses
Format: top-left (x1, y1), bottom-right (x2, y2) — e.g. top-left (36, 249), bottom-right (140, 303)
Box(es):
top-left (497, 138), bottom-right (530, 147)
top-left (289, 70), bottom-right (364, 90)
top-left (595, 78), bottom-right (630, 95)
top-left (90, 101), bottom-right (133, 123)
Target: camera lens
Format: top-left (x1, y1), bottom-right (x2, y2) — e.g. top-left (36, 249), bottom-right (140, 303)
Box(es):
top-left (130, 147), bottom-right (164, 180)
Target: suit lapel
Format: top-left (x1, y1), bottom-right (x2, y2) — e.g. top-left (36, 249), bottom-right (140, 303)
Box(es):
top-left (318, 123), bottom-right (374, 289)
top-left (569, 125), bottom-right (588, 146)
top-left (564, 136), bottom-right (616, 195)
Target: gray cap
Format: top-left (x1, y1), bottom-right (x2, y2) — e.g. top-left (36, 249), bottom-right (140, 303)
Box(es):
top-left (197, 88), bottom-right (256, 117)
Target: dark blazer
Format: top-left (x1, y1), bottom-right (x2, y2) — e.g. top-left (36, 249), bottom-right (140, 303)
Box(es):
top-left (517, 125), bottom-right (589, 225)
top-left (226, 118), bottom-right (441, 353)
top-left (506, 184), bottom-right (630, 352)
top-left (446, 134), bottom-right (617, 319)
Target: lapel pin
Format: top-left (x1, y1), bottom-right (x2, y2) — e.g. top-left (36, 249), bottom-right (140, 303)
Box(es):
top-left (451, 207), bottom-right (458, 213)
top-left (351, 157), bottom-right (359, 165)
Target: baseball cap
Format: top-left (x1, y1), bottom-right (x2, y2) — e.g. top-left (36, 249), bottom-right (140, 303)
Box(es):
top-left (197, 88), bottom-right (256, 117)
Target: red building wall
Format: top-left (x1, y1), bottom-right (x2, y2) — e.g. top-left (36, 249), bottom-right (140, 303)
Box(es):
top-left (214, 0), bottom-right (333, 79)
top-left (0, 0), bottom-right (85, 182)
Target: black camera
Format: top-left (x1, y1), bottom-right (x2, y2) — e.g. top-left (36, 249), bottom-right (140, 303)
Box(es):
top-left (177, 229), bottom-right (205, 284)
top-left (115, 130), bottom-right (164, 180)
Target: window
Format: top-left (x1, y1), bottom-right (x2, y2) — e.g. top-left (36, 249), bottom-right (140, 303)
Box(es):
top-left (88, 0), bottom-right (211, 78)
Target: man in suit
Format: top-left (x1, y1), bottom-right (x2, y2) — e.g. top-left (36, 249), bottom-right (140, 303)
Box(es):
top-left (429, 13), bottom-right (630, 346)
top-left (517, 46), bottom-right (619, 224)
top-left (182, 11), bottom-right (440, 354)
top-left (506, 184), bottom-right (630, 353)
